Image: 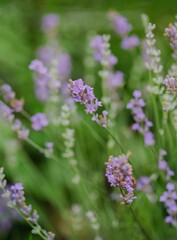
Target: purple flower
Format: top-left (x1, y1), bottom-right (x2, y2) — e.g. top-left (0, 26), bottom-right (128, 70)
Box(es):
top-left (17, 126), bottom-right (30, 140)
top-left (165, 23), bottom-right (177, 59)
top-left (11, 119), bottom-right (22, 131)
top-left (10, 183), bottom-right (25, 204)
top-left (121, 35), bottom-right (140, 50)
top-left (0, 101), bottom-right (14, 123)
top-left (0, 168), bottom-right (55, 239)
top-left (90, 35), bottom-right (105, 50)
top-left (0, 84), bottom-right (15, 102)
top-left (163, 75), bottom-right (177, 94)
top-left (90, 35), bottom-right (117, 66)
top-left (136, 176), bottom-right (150, 190)
top-left (57, 53), bottom-right (71, 80)
top-left (107, 71), bottom-right (124, 88)
top-left (144, 132), bottom-right (155, 146)
top-left (27, 210), bottom-right (39, 224)
top-left (10, 99), bottom-right (24, 112)
top-left (160, 182), bottom-right (177, 226)
top-left (127, 91), bottom-right (154, 146)
top-left (68, 79), bottom-right (102, 114)
top-left (37, 46), bottom-right (56, 65)
top-left (31, 113), bottom-right (49, 131)
top-left (29, 59), bottom-right (48, 75)
top-left (41, 14), bottom-right (60, 33)
top-left (158, 149), bottom-right (174, 180)
top-left (109, 12), bottom-right (132, 36)
top-left (105, 153), bottom-right (136, 205)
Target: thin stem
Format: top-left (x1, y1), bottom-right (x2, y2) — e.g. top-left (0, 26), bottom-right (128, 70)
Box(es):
top-left (129, 207), bottom-right (151, 240)
top-left (105, 127), bottom-right (124, 153)
top-left (119, 188), bottom-right (151, 240)
top-left (25, 138), bottom-right (66, 169)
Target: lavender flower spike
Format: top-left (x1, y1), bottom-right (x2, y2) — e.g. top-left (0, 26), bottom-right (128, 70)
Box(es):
top-left (160, 183), bottom-right (177, 227)
top-left (105, 152), bottom-right (136, 205)
top-left (127, 90), bottom-right (155, 146)
top-left (0, 167), bottom-right (55, 240)
top-left (68, 79), bottom-right (110, 127)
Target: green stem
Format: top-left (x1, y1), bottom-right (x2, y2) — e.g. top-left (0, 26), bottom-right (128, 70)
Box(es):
top-left (120, 188), bottom-right (151, 240)
top-left (105, 127), bottom-right (124, 153)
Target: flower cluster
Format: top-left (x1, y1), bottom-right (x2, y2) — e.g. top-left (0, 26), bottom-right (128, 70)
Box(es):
top-left (164, 23), bottom-right (177, 60)
top-left (160, 183), bottom-right (177, 226)
top-left (29, 59), bottom-right (50, 102)
top-left (145, 23), bottom-right (163, 74)
top-left (136, 175), bottom-right (157, 202)
top-left (30, 14), bottom-right (71, 103)
top-left (105, 153), bottom-right (136, 205)
top-left (41, 14), bottom-right (60, 34)
top-left (90, 34), bottom-right (124, 126)
top-left (0, 168), bottom-right (55, 240)
top-left (68, 79), bottom-right (110, 127)
top-left (127, 90), bottom-right (155, 146)
top-left (163, 75), bottom-right (177, 95)
top-left (31, 113), bottom-right (49, 131)
top-left (108, 11), bottom-right (140, 50)
top-left (121, 35), bottom-right (140, 50)
top-left (0, 84), bottom-right (24, 112)
top-left (158, 149), bottom-right (174, 180)
top-left (90, 35), bottom-right (118, 67)
top-left (0, 100), bottom-right (29, 140)
top-left (108, 11), bottom-right (132, 36)
top-left (44, 142), bottom-right (54, 158)
top-left (0, 189), bottom-right (19, 232)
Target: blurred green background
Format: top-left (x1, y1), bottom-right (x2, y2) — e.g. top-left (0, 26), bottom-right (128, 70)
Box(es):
top-left (1, 0), bottom-right (177, 240)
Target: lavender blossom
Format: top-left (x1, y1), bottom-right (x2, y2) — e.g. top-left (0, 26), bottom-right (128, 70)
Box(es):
top-left (121, 35), bottom-right (140, 50)
top-left (56, 53), bottom-right (71, 80)
top-left (90, 35), bottom-right (118, 67)
top-left (0, 101), bottom-right (14, 123)
top-left (163, 75), bottom-right (177, 94)
top-left (105, 153), bottom-right (136, 205)
top-left (17, 126), bottom-right (30, 140)
top-left (0, 84), bottom-right (24, 112)
top-left (0, 84), bottom-right (15, 102)
top-left (41, 14), bottom-right (60, 33)
top-left (68, 79), bottom-right (110, 127)
top-left (108, 12), bottom-right (132, 36)
top-left (107, 71), bottom-right (124, 88)
top-left (127, 90), bottom-right (155, 146)
top-left (31, 113), bottom-right (49, 131)
top-left (0, 167), bottom-right (55, 240)
top-left (44, 142), bottom-right (54, 157)
top-left (160, 183), bottom-right (177, 227)
top-left (158, 149), bottom-right (174, 180)
top-left (164, 23), bottom-right (177, 59)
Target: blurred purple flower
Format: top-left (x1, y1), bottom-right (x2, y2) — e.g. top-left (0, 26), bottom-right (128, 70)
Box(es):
top-left (31, 113), bottom-right (49, 131)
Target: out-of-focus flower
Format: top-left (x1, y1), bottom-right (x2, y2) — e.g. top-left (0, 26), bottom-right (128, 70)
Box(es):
top-left (160, 183), bottom-right (177, 227)
top-left (90, 35), bottom-right (118, 66)
top-left (108, 11), bottom-right (132, 36)
top-left (127, 90), bottom-right (155, 146)
top-left (31, 113), bottom-right (49, 131)
top-left (121, 35), bottom-right (140, 50)
top-left (164, 23), bottom-right (177, 60)
top-left (158, 149), bottom-right (174, 180)
top-left (0, 101), bottom-right (14, 123)
top-left (41, 14), bottom-right (60, 33)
